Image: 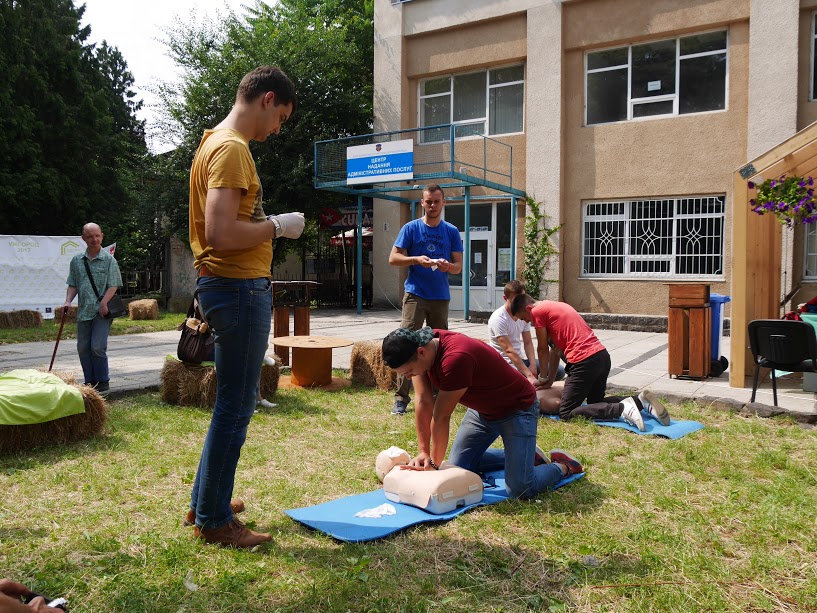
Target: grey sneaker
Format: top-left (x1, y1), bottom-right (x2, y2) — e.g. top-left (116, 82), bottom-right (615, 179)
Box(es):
top-left (391, 400), bottom-right (408, 415)
top-left (638, 390), bottom-right (671, 426)
top-left (534, 444), bottom-right (551, 466)
top-left (620, 397), bottom-right (645, 432)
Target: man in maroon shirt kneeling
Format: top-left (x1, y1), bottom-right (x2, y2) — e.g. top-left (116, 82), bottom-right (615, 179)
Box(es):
top-left (381, 327), bottom-right (584, 499)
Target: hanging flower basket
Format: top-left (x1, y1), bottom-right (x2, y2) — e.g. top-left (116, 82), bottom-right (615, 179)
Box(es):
top-left (749, 175), bottom-right (817, 227)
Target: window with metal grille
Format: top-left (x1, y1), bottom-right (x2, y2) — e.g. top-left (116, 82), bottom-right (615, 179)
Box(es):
top-left (582, 196), bottom-right (725, 278)
top-left (805, 224), bottom-right (817, 278)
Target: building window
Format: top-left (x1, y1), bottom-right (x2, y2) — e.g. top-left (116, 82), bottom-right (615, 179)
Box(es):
top-left (805, 224), bottom-right (817, 278)
top-left (585, 30), bottom-right (727, 125)
top-left (582, 196), bottom-right (725, 278)
top-left (812, 14), bottom-right (817, 100)
top-left (419, 65), bottom-right (524, 142)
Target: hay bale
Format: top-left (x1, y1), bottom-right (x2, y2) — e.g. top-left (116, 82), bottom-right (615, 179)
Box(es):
top-left (0, 383), bottom-right (107, 455)
top-left (161, 355), bottom-right (281, 408)
top-left (128, 299), bottom-right (159, 320)
top-left (259, 356), bottom-right (281, 398)
top-left (159, 358), bottom-right (182, 405)
top-left (350, 340), bottom-right (396, 391)
top-left (0, 310), bottom-right (43, 328)
top-left (55, 306), bottom-right (78, 323)
top-left (160, 358), bottom-right (214, 407)
top-left (49, 370), bottom-right (77, 386)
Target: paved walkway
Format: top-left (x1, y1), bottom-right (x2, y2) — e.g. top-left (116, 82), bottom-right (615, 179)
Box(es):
top-left (1, 309), bottom-right (814, 420)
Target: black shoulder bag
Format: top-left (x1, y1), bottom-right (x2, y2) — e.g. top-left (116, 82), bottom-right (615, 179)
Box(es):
top-left (83, 259), bottom-right (127, 319)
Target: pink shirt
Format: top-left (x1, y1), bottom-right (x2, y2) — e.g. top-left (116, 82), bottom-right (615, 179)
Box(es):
top-left (529, 301), bottom-right (606, 364)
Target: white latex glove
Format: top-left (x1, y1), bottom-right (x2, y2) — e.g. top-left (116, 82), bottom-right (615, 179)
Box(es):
top-left (268, 212), bottom-right (305, 239)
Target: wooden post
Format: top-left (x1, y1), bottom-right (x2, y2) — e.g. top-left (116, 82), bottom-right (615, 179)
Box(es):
top-left (273, 306), bottom-right (290, 366)
top-left (729, 121), bottom-right (817, 388)
top-left (294, 306), bottom-right (310, 336)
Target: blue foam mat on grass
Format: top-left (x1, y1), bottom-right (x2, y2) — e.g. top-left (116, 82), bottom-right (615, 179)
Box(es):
top-left (543, 414), bottom-right (703, 439)
top-left (285, 470), bottom-right (584, 543)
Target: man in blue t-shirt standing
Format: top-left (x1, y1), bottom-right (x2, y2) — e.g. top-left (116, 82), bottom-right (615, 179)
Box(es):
top-left (388, 184), bottom-right (463, 415)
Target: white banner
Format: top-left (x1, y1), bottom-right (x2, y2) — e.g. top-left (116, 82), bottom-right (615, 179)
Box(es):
top-left (0, 235), bottom-right (86, 319)
top-left (346, 139), bottom-right (414, 185)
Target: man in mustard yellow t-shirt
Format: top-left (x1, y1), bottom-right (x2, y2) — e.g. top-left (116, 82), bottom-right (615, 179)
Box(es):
top-left (186, 66), bottom-right (305, 549)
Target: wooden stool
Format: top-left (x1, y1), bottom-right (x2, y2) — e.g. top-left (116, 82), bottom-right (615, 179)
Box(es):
top-left (272, 335), bottom-right (354, 389)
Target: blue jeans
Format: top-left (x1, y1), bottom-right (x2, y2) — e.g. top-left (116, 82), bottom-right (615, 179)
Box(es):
top-left (448, 401), bottom-right (563, 499)
top-left (190, 276), bottom-right (272, 529)
top-left (76, 314), bottom-right (113, 384)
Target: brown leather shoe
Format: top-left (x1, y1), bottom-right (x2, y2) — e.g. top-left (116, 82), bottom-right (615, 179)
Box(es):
top-left (194, 518), bottom-right (272, 548)
top-left (184, 498), bottom-right (245, 527)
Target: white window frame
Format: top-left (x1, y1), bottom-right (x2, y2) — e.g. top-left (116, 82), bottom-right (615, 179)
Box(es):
top-left (581, 195), bottom-right (726, 280)
top-left (805, 224), bottom-right (817, 279)
top-left (811, 12), bottom-right (817, 101)
top-left (418, 64), bottom-right (525, 141)
top-left (585, 29), bottom-right (729, 126)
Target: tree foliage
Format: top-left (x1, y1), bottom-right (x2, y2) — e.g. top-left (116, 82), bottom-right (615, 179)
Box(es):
top-left (152, 0), bottom-right (375, 257)
top-left (0, 0), bottom-right (147, 242)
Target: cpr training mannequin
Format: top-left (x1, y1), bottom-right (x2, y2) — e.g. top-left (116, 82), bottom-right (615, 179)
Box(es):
top-left (374, 446), bottom-right (483, 514)
top-left (375, 446), bottom-right (411, 482)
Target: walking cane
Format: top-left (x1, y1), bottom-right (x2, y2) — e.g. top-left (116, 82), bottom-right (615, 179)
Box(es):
top-left (48, 306), bottom-right (68, 373)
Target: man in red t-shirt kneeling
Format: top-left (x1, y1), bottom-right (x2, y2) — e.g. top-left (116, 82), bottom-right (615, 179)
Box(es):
top-left (510, 294), bottom-right (671, 431)
top-left (381, 327), bottom-right (584, 499)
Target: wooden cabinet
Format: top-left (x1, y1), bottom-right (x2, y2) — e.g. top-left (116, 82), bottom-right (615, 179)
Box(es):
top-left (667, 284), bottom-right (711, 379)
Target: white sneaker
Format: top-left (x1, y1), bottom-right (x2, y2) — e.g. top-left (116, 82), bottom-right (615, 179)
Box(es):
top-left (638, 390), bottom-right (670, 426)
top-left (256, 399), bottom-right (278, 409)
top-left (620, 397), bottom-right (645, 432)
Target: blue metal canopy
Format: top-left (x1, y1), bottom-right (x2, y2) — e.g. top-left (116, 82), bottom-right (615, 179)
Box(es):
top-left (314, 124), bottom-right (526, 318)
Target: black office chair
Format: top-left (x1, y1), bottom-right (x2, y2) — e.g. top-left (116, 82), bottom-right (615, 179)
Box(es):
top-left (748, 319), bottom-right (817, 406)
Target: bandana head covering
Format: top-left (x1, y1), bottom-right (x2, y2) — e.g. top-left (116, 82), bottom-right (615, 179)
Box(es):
top-left (381, 326), bottom-right (435, 368)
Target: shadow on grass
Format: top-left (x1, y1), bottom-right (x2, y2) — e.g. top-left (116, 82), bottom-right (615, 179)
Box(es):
top-left (271, 531), bottom-right (652, 611)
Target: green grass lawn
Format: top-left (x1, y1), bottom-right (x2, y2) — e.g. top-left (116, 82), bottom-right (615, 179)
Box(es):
top-left (0, 312), bottom-right (187, 344)
top-left (1, 385), bottom-right (815, 612)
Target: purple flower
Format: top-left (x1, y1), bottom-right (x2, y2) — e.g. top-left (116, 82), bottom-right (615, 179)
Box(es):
top-left (748, 181), bottom-right (755, 189)
top-left (809, 177), bottom-right (814, 186)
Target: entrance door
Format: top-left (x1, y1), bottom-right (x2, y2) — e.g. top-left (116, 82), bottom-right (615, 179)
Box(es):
top-left (449, 231), bottom-right (494, 312)
top-left (446, 201), bottom-right (513, 314)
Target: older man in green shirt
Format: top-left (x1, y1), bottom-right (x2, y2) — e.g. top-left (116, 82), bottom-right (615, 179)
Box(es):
top-left (63, 223), bottom-right (122, 392)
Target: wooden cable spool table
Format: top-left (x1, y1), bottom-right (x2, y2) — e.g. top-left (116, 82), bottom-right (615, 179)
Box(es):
top-left (272, 335), bottom-right (355, 390)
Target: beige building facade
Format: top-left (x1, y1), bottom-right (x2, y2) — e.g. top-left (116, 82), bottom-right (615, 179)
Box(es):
top-left (372, 0), bottom-right (817, 317)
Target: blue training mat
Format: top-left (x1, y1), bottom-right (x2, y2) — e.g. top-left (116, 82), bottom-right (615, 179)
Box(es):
top-left (285, 470), bottom-right (584, 543)
top-left (543, 413), bottom-right (704, 439)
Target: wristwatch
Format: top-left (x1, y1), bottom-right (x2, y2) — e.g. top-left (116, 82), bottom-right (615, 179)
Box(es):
top-left (267, 215), bottom-right (282, 238)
